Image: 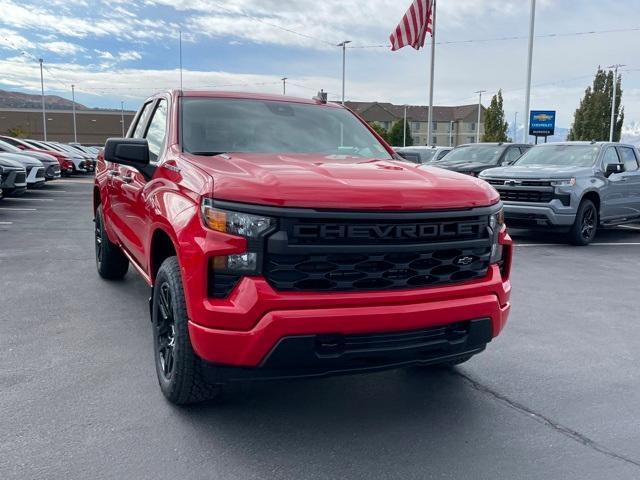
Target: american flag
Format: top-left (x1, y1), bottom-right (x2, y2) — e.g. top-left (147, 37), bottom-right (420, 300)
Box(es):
top-left (389, 0), bottom-right (434, 51)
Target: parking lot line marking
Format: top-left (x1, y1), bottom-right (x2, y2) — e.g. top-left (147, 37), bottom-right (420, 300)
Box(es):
top-left (0, 221), bottom-right (12, 225)
top-left (0, 207), bottom-right (37, 211)
top-left (6, 197), bottom-right (55, 201)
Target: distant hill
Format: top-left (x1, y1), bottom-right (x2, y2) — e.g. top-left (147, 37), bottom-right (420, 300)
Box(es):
top-left (0, 89), bottom-right (88, 110)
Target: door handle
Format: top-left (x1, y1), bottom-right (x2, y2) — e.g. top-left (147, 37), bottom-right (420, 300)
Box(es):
top-left (108, 170), bottom-right (120, 177)
top-left (122, 175), bottom-right (133, 184)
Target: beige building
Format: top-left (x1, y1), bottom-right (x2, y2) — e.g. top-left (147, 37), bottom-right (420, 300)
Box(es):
top-left (345, 101), bottom-right (486, 147)
top-left (0, 107), bottom-right (136, 145)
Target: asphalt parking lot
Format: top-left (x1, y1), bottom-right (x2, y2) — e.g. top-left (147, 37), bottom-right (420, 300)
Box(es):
top-left (2, 180), bottom-right (640, 480)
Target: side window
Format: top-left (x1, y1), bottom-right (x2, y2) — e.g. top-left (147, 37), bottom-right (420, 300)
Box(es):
top-left (132, 101), bottom-right (154, 139)
top-left (602, 147), bottom-right (621, 168)
top-left (437, 150), bottom-right (449, 160)
top-left (505, 147), bottom-right (522, 163)
top-left (617, 147), bottom-right (639, 172)
top-left (145, 99), bottom-right (168, 163)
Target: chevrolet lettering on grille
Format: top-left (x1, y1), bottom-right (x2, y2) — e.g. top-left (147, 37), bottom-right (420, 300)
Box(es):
top-left (293, 221), bottom-right (486, 241)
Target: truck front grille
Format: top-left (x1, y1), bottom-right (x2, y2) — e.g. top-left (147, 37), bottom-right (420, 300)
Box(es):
top-left (265, 248), bottom-right (491, 292)
top-left (498, 190), bottom-right (553, 203)
top-left (14, 172), bottom-right (26, 184)
top-left (261, 207), bottom-right (495, 293)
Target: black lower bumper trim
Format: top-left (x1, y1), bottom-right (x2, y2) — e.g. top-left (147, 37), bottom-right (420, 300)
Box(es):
top-left (202, 318), bottom-right (493, 383)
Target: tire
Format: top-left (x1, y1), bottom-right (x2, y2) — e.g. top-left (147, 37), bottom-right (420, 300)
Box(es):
top-left (568, 199), bottom-right (598, 246)
top-left (95, 205), bottom-right (129, 279)
top-left (152, 257), bottom-right (222, 405)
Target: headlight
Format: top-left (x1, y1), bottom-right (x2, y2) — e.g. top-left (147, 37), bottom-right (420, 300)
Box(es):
top-left (489, 208), bottom-right (505, 264)
top-left (201, 199), bottom-right (274, 238)
top-left (550, 178), bottom-right (576, 187)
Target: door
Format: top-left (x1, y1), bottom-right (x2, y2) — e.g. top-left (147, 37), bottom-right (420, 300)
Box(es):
top-left (616, 146), bottom-right (640, 218)
top-left (599, 146), bottom-right (628, 220)
top-left (109, 99), bottom-right (165, 267)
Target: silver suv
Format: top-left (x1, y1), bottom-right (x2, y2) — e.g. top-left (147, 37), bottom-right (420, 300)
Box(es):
top-left (480, 142), bottom-right (640, 245)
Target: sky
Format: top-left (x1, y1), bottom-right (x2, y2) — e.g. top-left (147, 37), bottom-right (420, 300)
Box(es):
top-left (1, 0), bottom-right (640, 137)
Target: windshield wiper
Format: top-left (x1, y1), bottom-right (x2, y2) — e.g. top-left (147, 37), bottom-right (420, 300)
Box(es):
top-left (189, 151), bottom-right (227, 157)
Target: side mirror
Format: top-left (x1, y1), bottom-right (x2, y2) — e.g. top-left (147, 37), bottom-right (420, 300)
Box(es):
top-left (605, 163), bottom-right (624, 177)
top-left (501, 160), bottom-right (514, 167)
top-left (104, 138), bottom-right (155, 179)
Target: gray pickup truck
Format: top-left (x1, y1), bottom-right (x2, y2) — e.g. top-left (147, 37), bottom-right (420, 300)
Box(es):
top-left (479, 141), bottom-right (640, 245)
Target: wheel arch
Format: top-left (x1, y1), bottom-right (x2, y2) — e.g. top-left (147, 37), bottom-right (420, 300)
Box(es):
top-left (581, 190), bottom-right (601, 217)
top-left (149, 226), bottom-right (180, 283)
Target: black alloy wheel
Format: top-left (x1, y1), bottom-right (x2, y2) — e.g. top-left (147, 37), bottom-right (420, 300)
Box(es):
top-left (155, 282), bottom-right (176, 381)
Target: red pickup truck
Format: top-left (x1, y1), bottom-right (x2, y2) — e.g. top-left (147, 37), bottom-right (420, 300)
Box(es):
top-left (94, 90), bottom-right (512, 404)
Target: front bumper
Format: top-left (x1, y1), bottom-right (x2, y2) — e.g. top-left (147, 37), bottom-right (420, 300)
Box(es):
top-left (188, 264), bottom-right (511, 369)
top-left (504, 201), bottom-right (576, 227)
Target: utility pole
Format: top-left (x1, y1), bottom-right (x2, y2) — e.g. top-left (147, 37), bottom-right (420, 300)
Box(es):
top-left (475, 90), bottom-right (486, 143)
top-left (337, 40), bottom-right (351, 105)
top-left (39, 58), bottom-right (47, 141)
top-left (121, 101), bottom-right (125, 137)
top-left (449, 121), bottom-right (454, 147)
top-left (513, 112), bottom-right (518, 141)
top-left (608, 64), bottom-right (625, 142)
top-left (426, 0), bottom-right (437, 147)
top-left (523, 0), bottom-right (536, 143)
top-left (179, 29), bottom-right (183, 91)
top-left (71, 84), bottom-right (77, 143)
top-left (281, 77), bottom-right (287, 95)
top-left (403, 105), bottom-right (407, 147)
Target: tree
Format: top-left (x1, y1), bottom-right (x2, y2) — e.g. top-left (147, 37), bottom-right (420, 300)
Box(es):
top-left (7, 126), bottom-right (28, 138)
top-left (482, 90), bottom-right (509, 142)
top-left (388, 120), bottom-right (413, 147)
top-left (568, 67), bottom-right (624, 141)
top-left (369, 122), bottom-right (390, 143)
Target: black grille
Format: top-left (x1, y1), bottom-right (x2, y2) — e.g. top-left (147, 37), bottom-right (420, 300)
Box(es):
top-left (487, 179), bottom-right (552, 187)
top-left (498, 190), bottom-right (553, 203)
top-left (35, 167), bottom-right (45, 179)
top-left (208, 273), bottom-right (241, 298)
top-left (315, 321), bottom-right (470, 356)
top-left (265, 245), bottom-right (491, 292)
top-left (14, 172), bottom-right (26, 184)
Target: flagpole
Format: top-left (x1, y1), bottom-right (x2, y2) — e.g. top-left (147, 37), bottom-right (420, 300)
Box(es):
top-left (426, 0), bottom-right (436, 146)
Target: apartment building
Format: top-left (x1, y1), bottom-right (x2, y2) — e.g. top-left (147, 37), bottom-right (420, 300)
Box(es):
top-left (344, 101), bottom-right (485, 147)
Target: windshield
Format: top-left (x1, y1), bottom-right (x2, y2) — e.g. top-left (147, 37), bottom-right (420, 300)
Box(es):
top-left (440, 145), bottom-right (504, 165)
top-left (181, 98), bottom-right (392, 159)
top-left (515, 145), bottom-right (600, 167)
top-left (0, 139), bottom-right (21, 153)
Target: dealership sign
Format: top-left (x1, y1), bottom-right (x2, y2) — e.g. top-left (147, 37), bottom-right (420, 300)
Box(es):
top-left (529, 110), bottom-right (556, 137)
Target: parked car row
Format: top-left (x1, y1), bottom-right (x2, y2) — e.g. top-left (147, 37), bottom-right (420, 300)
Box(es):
top-left (0, 136), bottom-right (97, 200)
top-left (396, 141), bottom-right (640, 245)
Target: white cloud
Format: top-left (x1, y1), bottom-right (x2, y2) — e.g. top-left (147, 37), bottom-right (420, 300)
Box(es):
top-left (0, 28), bottom-right (33, 51)
top-left (41, 41), bottom-right (85, 55)
top-left (118, 51), bottom-right (142, 62)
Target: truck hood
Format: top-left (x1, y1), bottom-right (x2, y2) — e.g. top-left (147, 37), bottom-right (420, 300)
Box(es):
top-left (433, 161), bottom-right (495, 174)
top-left (185, 152), bottom-right (499, 210)
top-left (480, 165), bottom-right (593, 179)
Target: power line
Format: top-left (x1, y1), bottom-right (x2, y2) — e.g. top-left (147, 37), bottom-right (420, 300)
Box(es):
top-left (348, 26), bottom-right (640, 49)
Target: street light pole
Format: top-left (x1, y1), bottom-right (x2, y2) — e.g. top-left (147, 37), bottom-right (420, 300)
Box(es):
top-left (523, 0), bottom-right (536, 143)
top-left (337, 40), bottom-right (351, 105)
top-left (475, 90), bottom-right (486, 143)
top-left (608, 64), bottom-right (625, 142)
top-left (281, 77), bottom-right (287, 95)
top-left (39, 58), bottom-right (47, 141)
top-left (71, 84), bottom-right (77, 143)
top-left (403, 105), bottom-right (407, 147)
top-left (121, 101), bottom-right (125, 137)
top-left (449, 121), bottom-right (453, 147)
top-left (513, 112), bottom-right (518, 141)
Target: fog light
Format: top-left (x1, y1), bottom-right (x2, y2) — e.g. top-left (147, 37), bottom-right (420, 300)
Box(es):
top-left (212, 253), bottom-right (258, 273)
